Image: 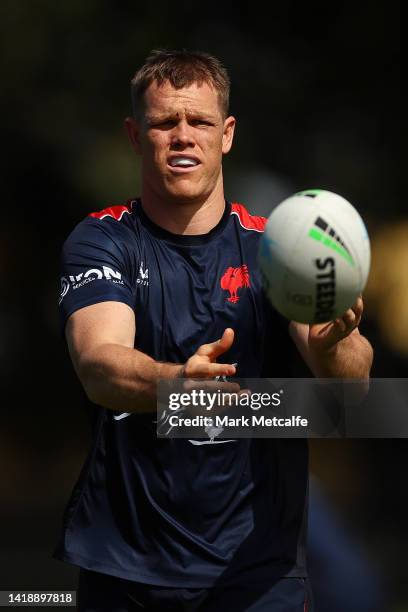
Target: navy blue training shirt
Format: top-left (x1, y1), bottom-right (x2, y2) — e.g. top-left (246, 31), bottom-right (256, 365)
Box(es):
top-left (54, 198), bottom-right (308, 587)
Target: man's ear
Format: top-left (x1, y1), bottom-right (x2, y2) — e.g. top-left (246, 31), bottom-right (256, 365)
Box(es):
top-left (124, 116), bottom-right (142, 154)
top-left (222, 116), bottom-right (236, 155)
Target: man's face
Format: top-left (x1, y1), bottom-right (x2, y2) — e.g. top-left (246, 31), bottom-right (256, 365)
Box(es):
top-left (127, 80), bottom-right (235, 205)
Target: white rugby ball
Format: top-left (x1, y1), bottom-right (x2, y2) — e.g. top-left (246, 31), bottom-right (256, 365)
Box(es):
top-left (258, 189), bottom-right (371, 323)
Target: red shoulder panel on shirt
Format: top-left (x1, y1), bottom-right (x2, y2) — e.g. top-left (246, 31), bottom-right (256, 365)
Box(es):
top-left (230, 202), bottom-right (267, 232)
top-left (88, 200), bottom-right (134, 221)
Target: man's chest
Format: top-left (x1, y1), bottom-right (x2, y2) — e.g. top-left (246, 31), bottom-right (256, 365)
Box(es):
top-left (131, 238), bottom-right (266, 367)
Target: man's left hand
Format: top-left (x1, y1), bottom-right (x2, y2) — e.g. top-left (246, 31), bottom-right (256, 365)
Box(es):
top-left (308, 295), bottom-right (363, 353)
top-left (289, 295), bottom-right (373, 379)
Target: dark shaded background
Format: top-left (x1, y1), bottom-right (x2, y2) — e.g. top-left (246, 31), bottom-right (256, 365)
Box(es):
top-left (1, 2), bottom-right (407, 610)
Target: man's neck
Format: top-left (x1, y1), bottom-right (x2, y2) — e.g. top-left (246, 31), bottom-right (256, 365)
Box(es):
top-left (140, 179), bottom-right (226, 236)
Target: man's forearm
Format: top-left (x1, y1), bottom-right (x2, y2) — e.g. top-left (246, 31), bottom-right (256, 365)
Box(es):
top-left (78, 343), bottom-right (182, 413)
top-left (312, 331), bottom-right (373, 379)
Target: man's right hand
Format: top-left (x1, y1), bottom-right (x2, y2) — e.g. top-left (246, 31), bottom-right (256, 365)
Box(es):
top-left (175, 327), bottom-right (246, 415)
top-left (180, 328), bottom-right (237, 379)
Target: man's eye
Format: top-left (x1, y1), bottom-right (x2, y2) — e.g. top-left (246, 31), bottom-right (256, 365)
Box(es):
top-left (151, 120), bottom-right (176, 129)
top-left (191, 119), bottom-right (212, 127)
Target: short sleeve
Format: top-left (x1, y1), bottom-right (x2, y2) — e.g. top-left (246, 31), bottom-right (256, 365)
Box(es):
top-left (58, 218), bottom-right (137, 335)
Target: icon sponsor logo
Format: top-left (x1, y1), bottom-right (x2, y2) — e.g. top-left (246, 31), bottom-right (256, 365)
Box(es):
top-left (58, 266), bottom-right (124, 304)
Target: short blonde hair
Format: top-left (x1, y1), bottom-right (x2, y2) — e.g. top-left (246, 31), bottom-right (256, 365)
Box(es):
top-left (131, 49), bottom-right (230, 119)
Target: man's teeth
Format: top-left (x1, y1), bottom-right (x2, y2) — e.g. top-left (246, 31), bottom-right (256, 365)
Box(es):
top-left (170, 158), bottom-right (198, 167)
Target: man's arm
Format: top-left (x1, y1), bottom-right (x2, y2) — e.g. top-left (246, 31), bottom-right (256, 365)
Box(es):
top-left (289, 296), bottom-right (373, 379)
top-left (66, 301), bottom-right (237, 413)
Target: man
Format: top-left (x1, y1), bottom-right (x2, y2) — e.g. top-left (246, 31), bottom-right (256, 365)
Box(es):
top-left (55, 49), bottom-right (373, 611)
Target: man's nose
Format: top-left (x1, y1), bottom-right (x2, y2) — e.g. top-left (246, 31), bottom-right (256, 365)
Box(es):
top-left (170, 120), bottom-right (194, 147)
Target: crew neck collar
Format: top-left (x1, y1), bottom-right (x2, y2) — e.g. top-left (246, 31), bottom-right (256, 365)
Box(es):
top-left (136, 199), bottom-right (231, 246)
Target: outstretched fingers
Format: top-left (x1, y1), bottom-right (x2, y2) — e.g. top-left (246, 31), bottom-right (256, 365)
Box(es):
top-left (181, 328), bottom-right (237, 379)
top-left (184, 359), bottom-right (236, 379)
top-left (334, 295), bottom-right (363, 334)
top-left (196, 328), bottom-right (235, 360)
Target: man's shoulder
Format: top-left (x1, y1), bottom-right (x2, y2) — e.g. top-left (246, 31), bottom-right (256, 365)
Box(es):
top-left (87, 199), bottom-right (136, 224)
top-left (229, 202), bottom-right (267, 233)
top-left (64, 199), bottom-right (138, 249)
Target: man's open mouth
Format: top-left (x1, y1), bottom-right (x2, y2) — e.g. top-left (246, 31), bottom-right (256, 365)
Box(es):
top-left (168, 156), bottom-right (200, 168)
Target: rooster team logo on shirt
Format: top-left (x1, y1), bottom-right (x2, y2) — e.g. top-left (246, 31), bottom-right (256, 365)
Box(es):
top-left (220, 265), bottom-right (250, 303)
